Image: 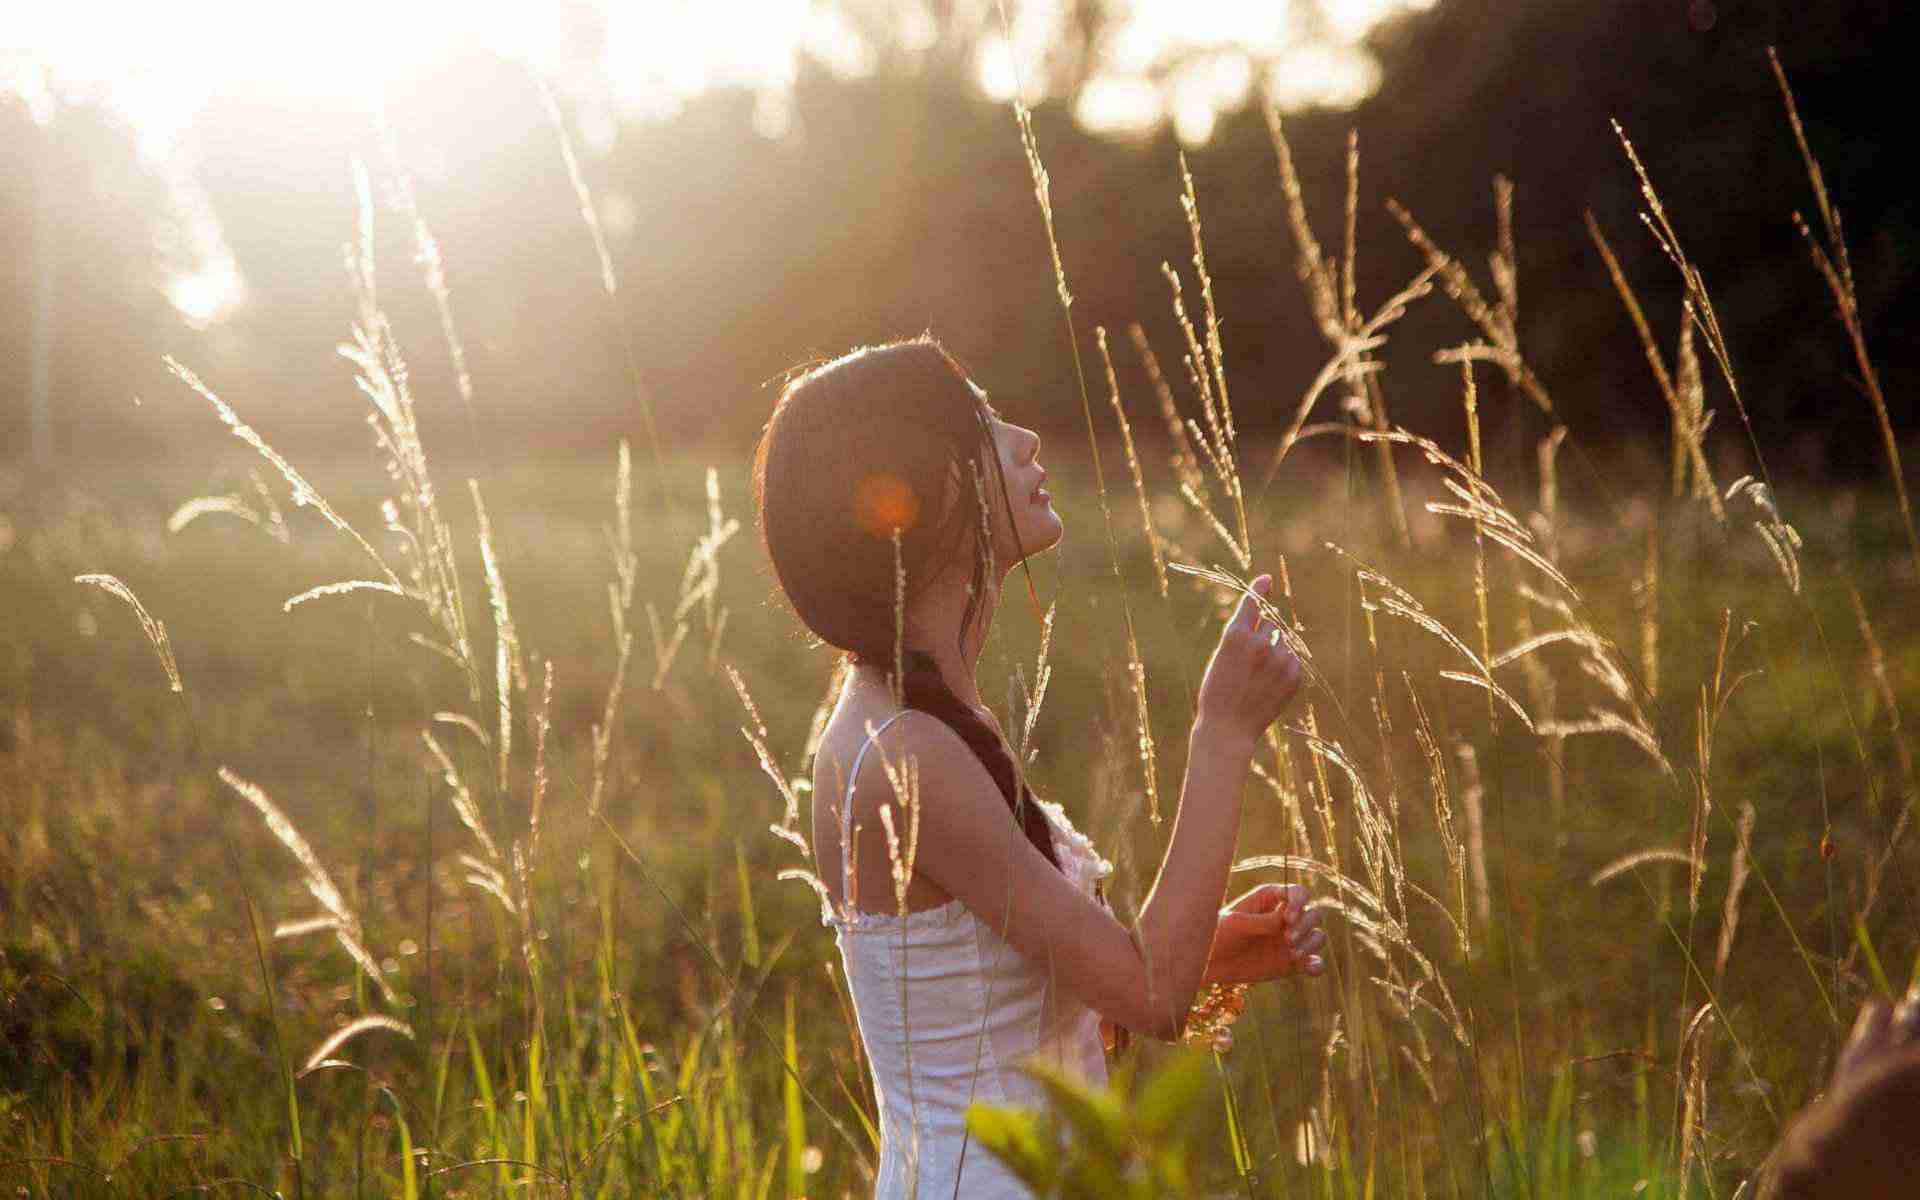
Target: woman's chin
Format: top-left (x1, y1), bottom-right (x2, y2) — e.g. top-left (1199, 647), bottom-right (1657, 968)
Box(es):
top-left (1022, 507), bottom-right (1065, 555)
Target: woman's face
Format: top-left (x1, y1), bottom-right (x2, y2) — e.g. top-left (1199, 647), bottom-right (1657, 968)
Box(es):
top-left (974, 385), bottom-right (1063, 565)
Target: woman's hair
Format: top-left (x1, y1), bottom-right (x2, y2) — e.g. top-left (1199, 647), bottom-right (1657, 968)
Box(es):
top-left (753, 333), bottom-right (1059, 869)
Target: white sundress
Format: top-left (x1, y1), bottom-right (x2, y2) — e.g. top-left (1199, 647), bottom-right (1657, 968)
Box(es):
top-left (823, 710), bottom-right (1115, 1199)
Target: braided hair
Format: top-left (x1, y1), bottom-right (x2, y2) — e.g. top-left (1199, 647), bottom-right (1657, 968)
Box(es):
top-left (753, 334), bottom-right (1059, 870)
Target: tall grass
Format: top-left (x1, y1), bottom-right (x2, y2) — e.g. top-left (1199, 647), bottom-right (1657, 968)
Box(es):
top-left (1, 43), bottom-right (1913, 1200)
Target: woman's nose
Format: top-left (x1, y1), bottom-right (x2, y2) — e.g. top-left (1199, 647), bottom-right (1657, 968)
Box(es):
top-left (1017, 424), bottom-right (1041, 463)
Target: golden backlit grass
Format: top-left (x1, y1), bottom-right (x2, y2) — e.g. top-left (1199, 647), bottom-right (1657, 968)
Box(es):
top-left (1, 46), bottom-right (1915, 1200)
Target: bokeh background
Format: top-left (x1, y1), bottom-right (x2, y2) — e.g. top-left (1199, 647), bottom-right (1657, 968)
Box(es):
top-left (3, 0), bottom-right (1913, 475)
top-left (4, 2), bottom-right (1920, 1194)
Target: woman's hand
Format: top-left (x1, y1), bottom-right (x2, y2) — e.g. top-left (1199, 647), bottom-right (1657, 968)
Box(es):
top-left (1833, 989), bottom-right (1920, 1091)
top-left (1202, 882), bottom-right (1327, 985)
top-left (1196, 573), bottom-right (1304, 750)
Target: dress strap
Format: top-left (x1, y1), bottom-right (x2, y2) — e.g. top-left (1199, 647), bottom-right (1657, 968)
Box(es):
top-left (839, 710), bottom-right (914, 915)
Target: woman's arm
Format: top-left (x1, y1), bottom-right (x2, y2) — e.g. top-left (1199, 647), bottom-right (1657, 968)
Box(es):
top-left (870, 574), bottom-right (1303, 1040)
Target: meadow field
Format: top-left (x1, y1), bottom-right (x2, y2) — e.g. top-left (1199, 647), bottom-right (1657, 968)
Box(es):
top-left (4, 52), bottom-right (1917, 1200)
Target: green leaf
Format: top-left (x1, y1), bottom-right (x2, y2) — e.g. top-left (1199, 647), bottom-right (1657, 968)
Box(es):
top-left (965, 1103), bottom-right (1056, 1187)
top-left (1027, 1062), bottom-right (1131, 1162)
top-left (783, 990), bottom-right (806, 1198)
top-left (737, 842), bottom-right (762, 969)
top-left (1134, 1049), bottom-right (1210, 1138)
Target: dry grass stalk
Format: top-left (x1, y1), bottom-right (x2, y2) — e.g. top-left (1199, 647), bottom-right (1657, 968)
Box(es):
top-left (1850, 585), bottom-right (1917, 930)
top-left (1263, 105), bottom-right (1339, 338)
top-left (528, 658), bottom-right (555, 859)
top-left (382, 125), bottom-right (480, 456)
top-left (700, 469), bottom-right (735, 649)
top-left (470, 479), bottom-right (523, 794)
top-left (1673, 306), bottom-right (1715, 506)
top-left (1097, 328), bottom-right (1169, 598)
top-left (589, 442), bottom-right (639, 816)
top-left (1589, 848), bottom-right (1699, 888)
top-left (1408, 680), bottom-right (1469, 957)
top-left (1266, 269), bottom-right (1436, 487)
top-left (1726, 476), bottom-right (1803, 594)
top-left (1770, 48), bottom-right (1919, 576)
top-left (1015, 601), bottom-right (1058, 768)
top-left (1541, 708), bottom-right (1675, 781)
top-left (1689, 610), bottom-right (1758, 915)
top-left (246, 468), bottom-right (291, 543)
top-left (1638, 520), bottom-right (1660, 702)
top-left (1128, 323), bottom-right (1208, 500)
top-left (890, 526), bottom-right (907, 709)
top-left (1491, 176), bottom-right (1517, 332)
top-left (637, 469), bottom-right (736, 695)
top-left (536, 76), bottom-right (616, 298)
top-left (165, 357), bottom-right (402, 595)
top-left (168, 493), bottom-right (261, 535)
top-left (336, 174), bottom-right (478, 691)
top-left (1161, 263), bottom-right (1249, 566)
top-left (1261, 113), bottom-right (1410, 544)
top-left (1459, 361), bottom-right (1494, 725)
top-left (778, 867), bottom-right (837, 926)
top-left (1303, 711), bottom-right (1342, 876)
top-left (1451, 741), bottom-right (1491, 932)
top-left (1169, 562), bottom-right (1324, 699)
top-left (1124, 629), bottom-right (1161, 827)
top-left (422, 729), bottom-right (502, 866)
top-left (1003, 66), bottom-right (1160, 786)
top-left (609, 440), bottom-right (638, 617)
top-left (1253, 730), bottom-right (1315, 863)
top-left (1386, 197), bottom-right (1553, 416)
top-left (1178, 156), bottom-right (1233, 440)
top-left (1235, 854), bottom-right (1469, 1047)
top-left (728, 665), bottom-right (807, 858)
top-left (282, 580), bottom-right (408, 613)
top-left (1611, 118), bottom-right (1765, 512)
top-left (74, 574), bottom-right (183, 694)
top-left (871, 736), bottom-right (923, 917)
top-left (645, 603), bottom-right (687, 692)
top-left (1436, 671), bottom-right (1535, 734)
top-left (302, 1014), bottom-right (414, 1074)
top-left (1012, 96), bottom-right (1071, 314)
top-left (1677, 1003), bottom-right (1715, 1187)
top-left (1714, 800), bottom-right (1757, 987)
top-left (1537, 426), bottom-right (1571, 538)
top-left (1301, 728), bottom-right (1400, 925)
top-left (1518, 426), bottom-right (1568, 822)
top-left (218, 767), bottom-right (400, 1008)
top-left (1583, 213), bottom-right (1724, 518)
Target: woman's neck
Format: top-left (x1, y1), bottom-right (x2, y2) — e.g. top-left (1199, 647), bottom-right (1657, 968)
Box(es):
top-left (882, 564), bottom-right (1004, 712)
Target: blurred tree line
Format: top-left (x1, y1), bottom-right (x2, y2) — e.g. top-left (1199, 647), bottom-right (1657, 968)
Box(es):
top-left (0, 0), bottom-right (1912, 485)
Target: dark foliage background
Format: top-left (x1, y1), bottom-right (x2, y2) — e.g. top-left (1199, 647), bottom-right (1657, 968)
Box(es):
top-left (2, 0), bottom-right (1912, 482)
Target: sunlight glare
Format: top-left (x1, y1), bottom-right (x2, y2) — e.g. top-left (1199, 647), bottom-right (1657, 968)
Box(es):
top-left (6, 0), bottom-right (1432, 328)
top-left (166, 256), bottom-right (244, 330)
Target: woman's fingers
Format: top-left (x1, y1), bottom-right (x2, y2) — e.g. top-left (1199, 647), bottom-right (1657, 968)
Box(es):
top-left (1838, 1000), bottom-right (1894, 1083)
top-left (1894, 987), bottom-right (1920, 1044)
top-left (1245, 883), bottom-right (1288, 913)
top-left (1229, 574), bottom-right (1273, 636)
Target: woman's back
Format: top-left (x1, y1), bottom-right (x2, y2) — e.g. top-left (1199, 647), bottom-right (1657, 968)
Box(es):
top-left (816, 707), bottom-right (1110, 1199)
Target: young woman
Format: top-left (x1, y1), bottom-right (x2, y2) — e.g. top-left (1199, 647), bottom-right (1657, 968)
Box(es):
top-left (753, 334), bottom-right (1327, 1197)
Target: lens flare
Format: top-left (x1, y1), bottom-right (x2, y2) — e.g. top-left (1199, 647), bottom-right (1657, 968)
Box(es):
top-left (853, 473), bottom-right (920, 539)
